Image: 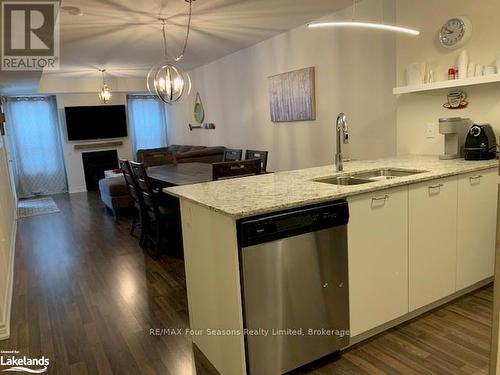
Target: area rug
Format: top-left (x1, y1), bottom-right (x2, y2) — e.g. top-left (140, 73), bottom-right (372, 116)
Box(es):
top-left (17, 197), bottom-right (60, 219)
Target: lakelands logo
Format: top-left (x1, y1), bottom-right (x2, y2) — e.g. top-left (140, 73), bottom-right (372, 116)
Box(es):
top-left (1, 0), bottom-right (60, 71)
top-left (0, 351), bottom-right (49, 373)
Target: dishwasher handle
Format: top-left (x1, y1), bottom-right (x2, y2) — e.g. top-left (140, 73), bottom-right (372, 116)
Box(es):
top-left (237, 200), bottom-right (349, 247)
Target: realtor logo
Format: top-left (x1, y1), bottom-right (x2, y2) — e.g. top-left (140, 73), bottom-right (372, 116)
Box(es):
top-left (1, 0), bottom-right (59, 71)
top-left (0, 351), bottom-right (49, 373)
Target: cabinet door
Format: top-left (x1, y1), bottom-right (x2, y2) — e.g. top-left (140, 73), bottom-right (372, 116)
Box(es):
top-left (348, 186), bottom-right (408, 337)
top-left (409, 176), bottom-right (458, 311)
top-left (457, 169), bottom-right (497, 289)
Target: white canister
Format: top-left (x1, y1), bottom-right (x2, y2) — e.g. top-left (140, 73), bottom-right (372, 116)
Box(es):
top-left (405, 62), bottom-right (426, 86)
top-left (457, 50), bottom-right (468, 79)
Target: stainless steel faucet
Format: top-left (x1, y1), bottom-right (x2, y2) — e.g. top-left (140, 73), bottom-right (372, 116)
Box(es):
top-left (335, 113), bottom-right (349, 172)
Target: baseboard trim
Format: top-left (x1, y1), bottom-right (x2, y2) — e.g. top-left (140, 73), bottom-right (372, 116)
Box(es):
top-left (348, 277), bottom-right (494, 346)
top-left (0, 218), bottom-right (17, 340)
top-left (69, 187), bottom-right (87, 194)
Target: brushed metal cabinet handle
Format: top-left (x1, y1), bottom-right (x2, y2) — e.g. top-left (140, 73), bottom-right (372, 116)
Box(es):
top-left (372, 194), bottom-right (389, 202)
top-left (428, 183), bottom-right (444, 189)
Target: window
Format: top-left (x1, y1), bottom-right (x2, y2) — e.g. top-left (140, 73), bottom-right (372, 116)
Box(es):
top-left (127, 95), bottom-right (168, 156)
top-left (4, 96), bottom-right (67, 197)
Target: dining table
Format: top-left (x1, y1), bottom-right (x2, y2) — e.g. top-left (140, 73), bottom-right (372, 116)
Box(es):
top-left (147, 162), bottom-right (213, 187)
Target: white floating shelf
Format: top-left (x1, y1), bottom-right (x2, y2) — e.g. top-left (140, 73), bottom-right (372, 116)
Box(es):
top-left (393, 74), bottom-right (500, 95)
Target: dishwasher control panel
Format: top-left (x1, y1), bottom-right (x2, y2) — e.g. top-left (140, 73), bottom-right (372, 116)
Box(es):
top-left (237, 200), bottom-right (349, 247)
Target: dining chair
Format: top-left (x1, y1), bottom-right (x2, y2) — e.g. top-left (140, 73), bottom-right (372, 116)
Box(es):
top-left (212, 159), bottom-right (262, 181)
top-left (244, 150), bottom-right (269, 173)
top-left (130, 161), bottom-right (176, 259)
top-left (223, 149), bottom-right (243, 162)
top-left (119, 159), bottom-right (148, 246)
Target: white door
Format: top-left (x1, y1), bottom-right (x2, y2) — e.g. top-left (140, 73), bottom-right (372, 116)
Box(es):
top-left (409, 176), bottom-right (458, 311)
top-left (456, 169), bottom-right (497, 289)
top-left (348, 186), bottom-right (409, 336)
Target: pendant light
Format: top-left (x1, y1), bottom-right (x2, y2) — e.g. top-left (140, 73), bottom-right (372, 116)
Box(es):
top-left (147, 0), bottom-right (194, 104)
top-left (98, 69), bottom-right (112, 103)
top-left (308, 0), bottom-right (420, 36)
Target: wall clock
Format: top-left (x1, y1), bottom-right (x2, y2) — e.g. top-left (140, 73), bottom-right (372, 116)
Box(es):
top-left (439, 16), bottom-right (472, 49)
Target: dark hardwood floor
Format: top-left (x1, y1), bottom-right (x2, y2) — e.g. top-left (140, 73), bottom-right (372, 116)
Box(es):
top-left (297, 287), bottom-right (492, 375)
top-left (0, 193), bottom-right (493, 374)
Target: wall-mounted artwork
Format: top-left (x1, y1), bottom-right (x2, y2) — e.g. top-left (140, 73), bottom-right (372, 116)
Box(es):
top-left (193, 92), bottom-right (205, 124)
top-left (443, 90), bottom-right (468, 110)
top-left (268, 67), bottom-right (316, 122)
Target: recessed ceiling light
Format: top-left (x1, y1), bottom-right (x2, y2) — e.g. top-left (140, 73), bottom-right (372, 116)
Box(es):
top-left (60, 5), bottom-right (83, 16)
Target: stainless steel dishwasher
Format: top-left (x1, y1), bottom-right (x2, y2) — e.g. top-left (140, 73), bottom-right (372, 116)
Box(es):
top-left (237, 200), bottom-right (350, 375)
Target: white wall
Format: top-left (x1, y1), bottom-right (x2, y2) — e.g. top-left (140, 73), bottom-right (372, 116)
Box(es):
top-left (0, 134), bottom-right (17, 339)
top-left (39, 76), bottom-right (148, 94)
top-left (167, 0), bottom-right (398, 172)
top-left (396, 0), bottom-right (500, 155)
top-left (55, 93), bottom-right (133, 193)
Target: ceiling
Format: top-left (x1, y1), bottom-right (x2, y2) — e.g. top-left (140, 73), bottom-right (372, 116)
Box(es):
top-left (49, 0), bottom-right (354, 78)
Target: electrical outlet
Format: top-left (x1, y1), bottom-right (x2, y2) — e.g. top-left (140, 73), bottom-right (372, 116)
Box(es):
top-left (425, 123), bottom-right (435, 139)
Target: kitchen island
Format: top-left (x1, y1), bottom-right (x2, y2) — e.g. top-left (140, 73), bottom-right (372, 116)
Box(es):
top-left (165, 155), bottom-right (498, 375)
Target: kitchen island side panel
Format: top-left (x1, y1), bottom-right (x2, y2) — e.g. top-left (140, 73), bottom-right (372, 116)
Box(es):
top-left (179, 199), bottom-right (246, 375)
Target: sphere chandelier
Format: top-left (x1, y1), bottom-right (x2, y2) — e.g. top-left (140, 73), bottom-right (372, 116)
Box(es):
top-left (147, 0), bottom-right (195, 104)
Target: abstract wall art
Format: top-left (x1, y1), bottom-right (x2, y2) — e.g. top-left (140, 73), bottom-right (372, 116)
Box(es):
top-left (268, 67), bottom-right (316, 123)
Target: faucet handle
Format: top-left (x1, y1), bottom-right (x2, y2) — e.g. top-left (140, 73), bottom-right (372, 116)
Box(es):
top-left (338, 113), bottom-right (349, 144)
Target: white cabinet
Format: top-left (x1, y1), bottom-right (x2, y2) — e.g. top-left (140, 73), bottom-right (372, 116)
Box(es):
top-left (456, 170), bottom-right (498, 290)
top-left (347, 186), bottom-right (408, 336)
top-left (346, 168), bottom-right (497, 335)
top-left (409, 176), bottom-right (458, 311)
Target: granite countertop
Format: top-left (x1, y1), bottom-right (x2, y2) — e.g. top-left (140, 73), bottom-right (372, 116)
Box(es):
top-left (165, 155), bottom-right (498, 219)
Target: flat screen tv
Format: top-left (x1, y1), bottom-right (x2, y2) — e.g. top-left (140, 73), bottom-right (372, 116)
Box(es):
top-left (65, 105), bottom-right (128, 141)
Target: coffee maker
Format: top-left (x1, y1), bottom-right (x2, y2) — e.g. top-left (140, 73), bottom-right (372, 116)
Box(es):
top-left (464, 123), bottom-right (497, 160)
top-left (438, 117), bottom-right (470, 160)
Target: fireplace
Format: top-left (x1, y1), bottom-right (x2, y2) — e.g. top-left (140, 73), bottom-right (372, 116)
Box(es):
top-left (82, 150), bottom-right (119, 191)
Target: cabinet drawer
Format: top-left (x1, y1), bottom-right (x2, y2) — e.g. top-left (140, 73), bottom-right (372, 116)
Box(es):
top-left (457, 169), bottom-right (497, 289)
top-left (409, 176), bottom-right (458, 311)
top-left (347, 186), bottom-right (408, 336)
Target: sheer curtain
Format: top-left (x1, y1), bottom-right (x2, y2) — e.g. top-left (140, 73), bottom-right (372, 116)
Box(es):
top-left (127, 95), bottom-right (168, 157)
top-left (4, 96), bottom-right (67, 198)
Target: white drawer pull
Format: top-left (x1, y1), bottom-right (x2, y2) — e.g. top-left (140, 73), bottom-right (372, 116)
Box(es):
top-left (469, 175), bottom-right (483, 181)
top-left (372, 195), bottom-right (389, 202)
top-left (429, 183), bottom-right (443, 189)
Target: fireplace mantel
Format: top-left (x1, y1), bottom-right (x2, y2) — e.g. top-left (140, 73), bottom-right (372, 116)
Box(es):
top-left (74, 141), bottom-right (123, 151)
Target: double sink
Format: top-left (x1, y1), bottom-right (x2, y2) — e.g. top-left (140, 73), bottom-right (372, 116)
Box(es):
top-left (314, 168), bottom-right (427, 186)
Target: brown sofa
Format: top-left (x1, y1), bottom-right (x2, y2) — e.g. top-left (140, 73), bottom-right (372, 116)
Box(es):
top-left (99, 145), bottom-right (226, 218)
